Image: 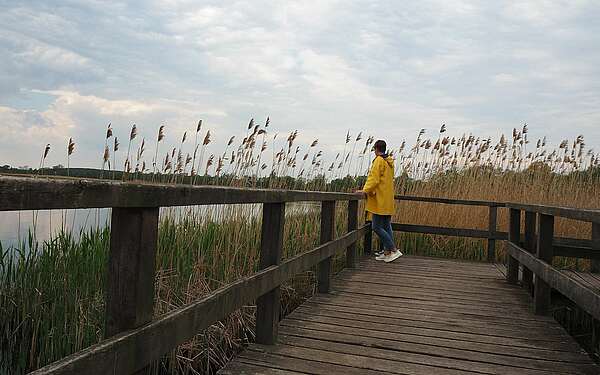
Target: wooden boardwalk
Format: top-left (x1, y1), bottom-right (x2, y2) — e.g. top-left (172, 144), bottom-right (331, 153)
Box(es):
top-left (220, 256), bottom-right (599, 375)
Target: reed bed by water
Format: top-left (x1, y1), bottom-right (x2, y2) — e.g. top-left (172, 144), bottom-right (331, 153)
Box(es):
top-left (2, 120), bottom-right (600, 373)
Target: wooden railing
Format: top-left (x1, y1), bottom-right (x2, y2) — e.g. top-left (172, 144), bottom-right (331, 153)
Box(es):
top-left (0, 176), bottom-right (367, 375)
top-left (4, 175), bottom-right (600, 374)
top-left (392, 195), bottom-right (598, 263)
top-left (390, 195), bottom-right (600, 321)
top-left (504, 204), bottom-right (600, 319)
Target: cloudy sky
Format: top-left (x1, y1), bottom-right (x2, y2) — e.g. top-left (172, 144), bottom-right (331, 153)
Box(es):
top-left (1, 1), bottom-right (599, 170)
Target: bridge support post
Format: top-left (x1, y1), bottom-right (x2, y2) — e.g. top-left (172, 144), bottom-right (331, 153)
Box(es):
top-left (523, 211), bottom-right (537, 294)
top-left (487, 205), bottom-right (497, 262)
top-left (256, 202), bottom-right (286, 345)
top-left (105, 207), bottom-right (159, 373)
top-left (592, 223), bottom-right (600, 273)
top-left (318, 201), bottom-right (336, 293)
top-left (534, 213), bottom-right (554, 315)
top-left (507, 208), bottom-right (521, 284)
top-left (346, 200), bottom-right (359, 268)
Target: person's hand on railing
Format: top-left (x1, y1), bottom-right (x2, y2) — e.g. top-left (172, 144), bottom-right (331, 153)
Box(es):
top-left (353, 189), bottom-right (367, 198)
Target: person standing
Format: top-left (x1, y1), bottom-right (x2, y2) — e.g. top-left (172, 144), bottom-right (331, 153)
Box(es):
top-left (356, 139), bottom-right (402, 263)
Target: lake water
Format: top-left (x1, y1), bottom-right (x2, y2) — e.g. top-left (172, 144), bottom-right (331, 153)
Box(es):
top-left (0, 202), bottom-right (319, 250)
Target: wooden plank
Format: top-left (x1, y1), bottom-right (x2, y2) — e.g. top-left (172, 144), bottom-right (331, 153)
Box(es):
top-left (280, 320), bottom-right (593, 367)
top-left (0, 175), bottom-right (362, 211)
top-left (592, 222), bottom-right (600, 272)
top-left (246, 342), bottom-right (479, 375)
top-left (278, 326), bottom-right (595, 374)
top-left (535, 214), bottom-right (554, 315)
top-left (290, 303), bottom-right (578, 345)
top-left (395, 194), bottom-right (505, 207)
top-left (364, 220), bottom-right (373, 254)
top-left (317, 201), bottom-right (335, 294)
top-left (329, 282), bottom-right (532, 307)
top-left (346, 200), bottom-right (358, 268)
top-left (284, 312), bottom-right (586, 356)
top-left (277, 334), bottom-right (564, 375)
top-left (488, 205), bottom-right (498, 262)
top-left (507, 208), bottom-right (521, 284)
top-left (523, 211), bottom-right (537, 293)
top-left (105, 207), bottom-right (159, 338)
top-left (256, 202), bottom-right (286, 345)
top-left (507, 202), bottom-right (600, 224)
top-left (295, 300), bottom-right (568, 339)
top-left (507, 242), bottom-right (600, 321)
top-left (221, 255), bottom-right (599, 375)
top-left (217, 361), bottom-right (307, 375)
top-left (324, 285), bottom-right (548, 326)
top-left (29, 226), bottom-right (367, 375)
top-left (238, 348), bottom-right (398, 375)
top-left (392, 223), bottom-right (490, 239)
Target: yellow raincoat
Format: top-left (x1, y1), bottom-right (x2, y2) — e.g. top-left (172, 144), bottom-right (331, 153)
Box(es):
top-left (363, 155), bottom-right (395, 217)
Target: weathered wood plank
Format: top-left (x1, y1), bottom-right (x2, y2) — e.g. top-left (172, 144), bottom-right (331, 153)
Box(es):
top-left (523, 211), bottom-right (537, 293)
top-left (488, 205), bottom-right (498, 262)
top-left (346, 200), bottom-right (359, 268)
top-left (507, 208), bottom-right (521, 284)
top-left (0, 175), bottom-right (362, 211)
top-left (238, 348), bottom-right (396, 375)
top-left (277, 327), bottom-right (595, 374)
top-left (507, 242), bottom-right (600, 321)
top-left (283, 313), bottom-right (588, 358)
top-left (279, 321), bottom-right (594, 369)
top-left (392, 223), bottom-right (490, 239)
top-left (363, 220), bottom-right (373, 254)
top-left (256, 202), bottom-right (286, 345)
top-left (395, 195), bottom-right (505, 207)
top-left (246, 342), bottom-right (480, 375)
top-left (218, 361), bottom-right (306, 375)
top-left (534, 214), bottom-right (554, 315)
top-left (277, 334), bottom-right (563, 375)
top-left (317, 201), bottom-right (335, 294)
top-left (290, 303), bottom-right (578, 345)
top-left (507, 202), bottom-right (600, 224)
top-left (105, 207), bottom-right (159, 338)
top-left (221, 256), bottom-right (599, 375)
top-left (592, 222), bottom-right (600, 273)
top-left (29, 225), bottom-right (367, 375)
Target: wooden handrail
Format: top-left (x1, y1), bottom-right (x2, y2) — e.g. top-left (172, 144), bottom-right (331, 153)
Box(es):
top-left (5, 176), bottom-right (599, 374)
top-left (0, 176), bottom-right (363, 211)
top-left (395, 194), bottom-right (504, 207)
top-left (506, 203), bottom-right (600, 224)
top-left (29, 225), bottom-right (369, 375)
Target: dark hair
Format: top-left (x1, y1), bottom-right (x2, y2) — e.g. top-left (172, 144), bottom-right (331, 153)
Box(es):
top-left (374, 139), bottom-right (386, 153)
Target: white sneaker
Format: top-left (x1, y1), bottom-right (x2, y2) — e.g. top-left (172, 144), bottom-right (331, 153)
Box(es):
top-left (384, 250), bottom-right (403, 263)
top-left (375, 253), bottom-right (386, 261)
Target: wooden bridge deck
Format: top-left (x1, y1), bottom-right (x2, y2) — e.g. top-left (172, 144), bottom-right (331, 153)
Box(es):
top-left (220, 256), bottom-right (599, 375)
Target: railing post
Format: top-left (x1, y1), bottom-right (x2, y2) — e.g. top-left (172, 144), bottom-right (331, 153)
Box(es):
top-left (592, 222), bottom-right (600, 273)
top-left (364, 219), bottom-right (372, 255)
top-left (105, 208), bottom-right (159, 350)
top-left (346, 200), bottom-right (359, 268)
top-left (487, 205), bottom-right (497, 262)
top-left (318, 200), bottom-right (336, 293)
top-left (507, 208), bottom-right (521, 284)
top-left (534, 213), bottom-right (554, 315)
top-left (256, 202), bottom-right (286, 345)
top-left (523, 211), bottom-right (537, 293)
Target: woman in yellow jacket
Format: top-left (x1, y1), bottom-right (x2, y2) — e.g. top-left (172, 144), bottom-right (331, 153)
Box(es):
top-left (356, 140), bottom-right (402, 263)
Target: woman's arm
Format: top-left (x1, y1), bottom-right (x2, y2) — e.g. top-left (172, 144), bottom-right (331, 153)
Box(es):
top-left (362, 157), bottom-right (382, 194)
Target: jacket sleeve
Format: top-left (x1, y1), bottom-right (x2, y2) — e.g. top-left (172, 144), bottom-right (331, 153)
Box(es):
top-left (363, 158), bottom-right (382, 194)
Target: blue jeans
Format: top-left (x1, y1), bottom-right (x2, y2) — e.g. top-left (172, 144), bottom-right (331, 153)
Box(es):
top-left (371, 214), bottom-right (395, 251)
